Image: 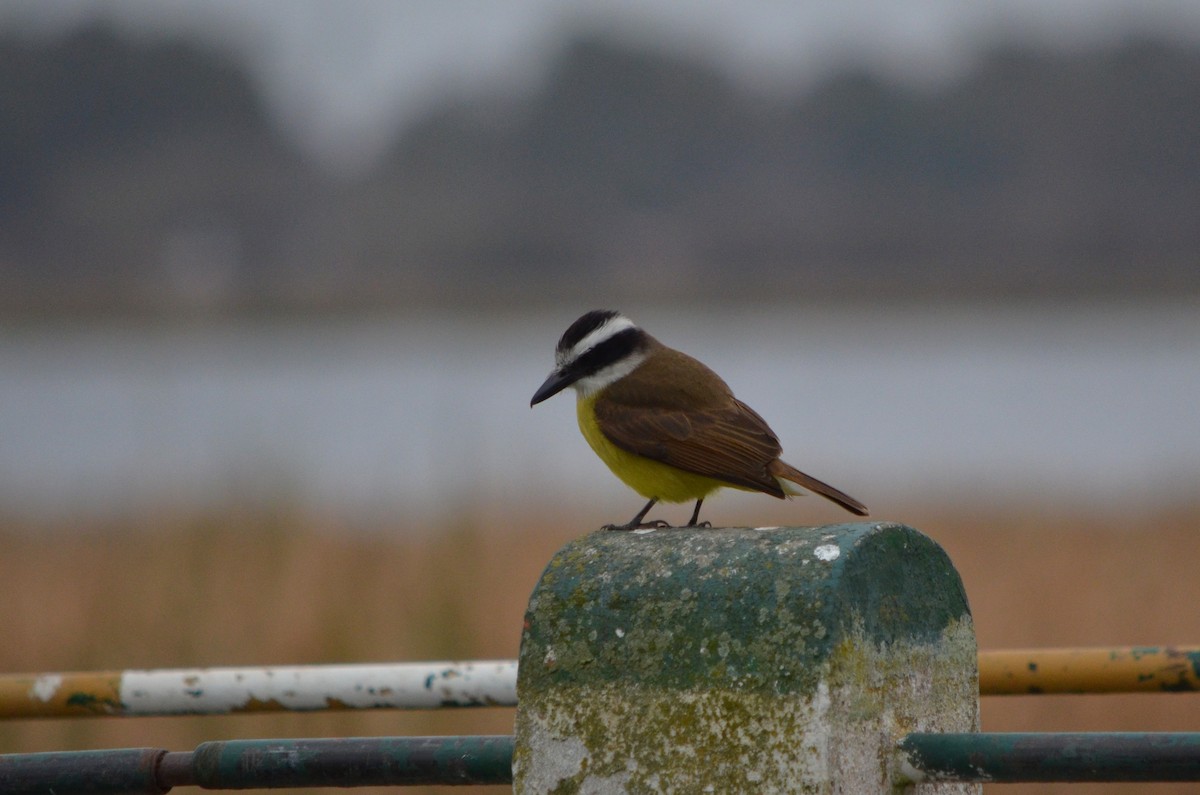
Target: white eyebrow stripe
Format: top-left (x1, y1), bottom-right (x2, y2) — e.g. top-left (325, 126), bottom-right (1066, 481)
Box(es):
top-left (563, 315), bottom-right (637, 364)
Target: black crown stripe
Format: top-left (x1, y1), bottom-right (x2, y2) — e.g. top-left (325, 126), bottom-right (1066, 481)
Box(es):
top-left (557, 309), bottom-right (621, 354)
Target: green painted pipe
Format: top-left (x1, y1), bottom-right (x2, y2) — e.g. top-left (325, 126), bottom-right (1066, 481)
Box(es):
top-left (187, 736), bottom-right (514, 788)
top-left (899, 732), bottom-right (1200, 783)
top-left (0, 737), bottom-right (514, 792)
top-left (0, 748), bottom-right (168, 794)
top-left (5, 731), bottom-right (1200, 789)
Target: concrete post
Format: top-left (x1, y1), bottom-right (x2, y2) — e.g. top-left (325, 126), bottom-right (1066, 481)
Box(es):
top-left (513, 522), bottom-right (979, 794)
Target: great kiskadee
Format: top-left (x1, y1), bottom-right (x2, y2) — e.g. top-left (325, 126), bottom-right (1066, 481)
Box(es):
top-left (530, 309), bottom-right (868, 529)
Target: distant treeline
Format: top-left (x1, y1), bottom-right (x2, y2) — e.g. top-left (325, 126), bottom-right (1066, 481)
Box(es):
top-left (2, 23), bottom-right (1199, 315)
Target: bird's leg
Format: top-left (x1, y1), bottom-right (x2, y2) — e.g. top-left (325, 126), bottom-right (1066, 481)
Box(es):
top-left (604, 498), bottom-right (670, 531)
top-left (686, 498), bottom-right (712, 528)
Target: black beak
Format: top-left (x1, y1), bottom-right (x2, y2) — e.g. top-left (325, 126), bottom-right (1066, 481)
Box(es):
top-left (531, 369), bottom-right (574, 406)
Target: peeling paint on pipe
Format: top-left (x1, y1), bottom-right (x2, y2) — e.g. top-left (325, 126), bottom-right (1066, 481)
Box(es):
top-left (0, 661), bottom-right (517, 718)
top-left (4, 645), bottom-right (1197, 719)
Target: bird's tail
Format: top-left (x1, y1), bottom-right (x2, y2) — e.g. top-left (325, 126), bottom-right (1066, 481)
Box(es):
top-left (769, 460), bottom-right (869, 516)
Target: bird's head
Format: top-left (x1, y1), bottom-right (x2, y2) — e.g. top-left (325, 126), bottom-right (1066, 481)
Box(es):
top-left (531, 310), bottom-right (651, 405)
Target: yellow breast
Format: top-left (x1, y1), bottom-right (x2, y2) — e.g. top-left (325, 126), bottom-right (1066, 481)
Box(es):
top-left (576, 392), bottom-right (728, 504)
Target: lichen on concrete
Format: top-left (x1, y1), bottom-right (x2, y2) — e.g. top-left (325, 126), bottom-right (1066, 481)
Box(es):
top-left (826, 616), bottom-right (980, 793)
top-left (515, 523), bottom-right (980, 794)
top-left (515, 682), bottom-right (831, 793)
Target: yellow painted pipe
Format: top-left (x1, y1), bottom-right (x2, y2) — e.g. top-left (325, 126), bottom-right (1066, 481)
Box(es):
top-left (979, 646), bottom-right (1200, 695)
top-left (0, 671), bottom-right (123, 718)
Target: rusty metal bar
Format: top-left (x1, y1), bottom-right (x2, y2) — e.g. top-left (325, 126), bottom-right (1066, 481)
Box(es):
top-left (978, 645), bottom-right (1200, 695)
top-left (899, 732), bottom-right (1200, 783)
top-left (0, 661), bottom-right (517, 719)
top-left (0, 736), bottom-right (514, 792)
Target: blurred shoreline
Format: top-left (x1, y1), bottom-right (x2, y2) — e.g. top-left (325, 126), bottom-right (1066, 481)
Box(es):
top-left (4, 300), bottom-right (1198, 524)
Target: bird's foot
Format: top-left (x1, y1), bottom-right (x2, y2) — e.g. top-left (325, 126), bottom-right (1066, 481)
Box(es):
top-left (603, 519), bottom-right (672, 532)
top-left (687, 520), bottom-right (713, 528)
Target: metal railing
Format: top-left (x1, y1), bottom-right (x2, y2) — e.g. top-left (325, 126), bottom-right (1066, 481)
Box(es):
top-left (2, 647), bottom-right (1198, 789)
top-left (1, 646), bottom-right (1195, 721)
top-left (10, 518), bottom-right (1199, 790)
top-left (6, 732), bottom-right (1200, 789)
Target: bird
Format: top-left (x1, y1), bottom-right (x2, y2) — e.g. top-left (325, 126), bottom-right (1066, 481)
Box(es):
top-left (530, 309), bottom-right (868, 530)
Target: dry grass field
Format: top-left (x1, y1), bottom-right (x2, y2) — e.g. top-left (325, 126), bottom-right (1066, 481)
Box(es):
top-left (1, 501), bottom-right (1198, 794)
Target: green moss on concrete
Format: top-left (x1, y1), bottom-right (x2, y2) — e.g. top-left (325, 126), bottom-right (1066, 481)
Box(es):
top-left (520, 524), bottom-right (970, 696)
top-left (515, 523), bottom-right (979, 794)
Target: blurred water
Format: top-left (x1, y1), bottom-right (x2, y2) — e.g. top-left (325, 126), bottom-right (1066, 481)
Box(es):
top-left (1, 302), bottom-right (1197, 521)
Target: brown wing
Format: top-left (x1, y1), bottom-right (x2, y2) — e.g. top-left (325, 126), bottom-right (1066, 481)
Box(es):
top-left (595, 347), bottom-right (787, 496)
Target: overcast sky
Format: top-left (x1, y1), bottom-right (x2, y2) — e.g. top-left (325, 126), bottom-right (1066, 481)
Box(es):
top-left (5, 0), bottom-right (1200, 172)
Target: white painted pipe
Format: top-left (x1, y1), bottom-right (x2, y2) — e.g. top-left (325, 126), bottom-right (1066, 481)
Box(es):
top-left (1, 660), bottom-right (518, 718)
